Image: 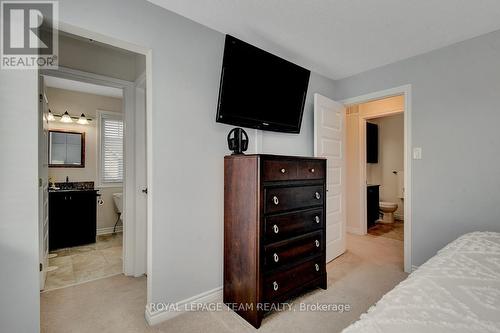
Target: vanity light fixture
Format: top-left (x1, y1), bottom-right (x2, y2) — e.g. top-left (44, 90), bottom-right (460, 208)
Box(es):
top-left (60, 111), bottom-right (73, 123)
top-left (77, 113), bottom-right (89, 125)
top-left (50, 110), bottom-right (93, 124)
top-left (47, 109), bottom-right (55, 121)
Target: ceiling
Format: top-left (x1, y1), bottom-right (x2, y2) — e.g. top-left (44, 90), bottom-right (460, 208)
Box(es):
top-left (44, 76), bottom-right (123, 98)
top-left (148, 0), bottom-right (500, 79)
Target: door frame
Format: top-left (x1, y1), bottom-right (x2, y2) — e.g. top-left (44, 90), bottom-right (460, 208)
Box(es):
top-left (55, 24), bottom-right (152, 300)
top-left (38, 76), bottom-right (49, 289)
top-left (41, 22), bottom-right (153, 284)
top-left (341, 85), bottom-right (412, 273)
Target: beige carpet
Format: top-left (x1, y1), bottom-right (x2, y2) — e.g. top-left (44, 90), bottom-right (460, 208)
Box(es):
top-left (41, 234), bottom-right (407, 333)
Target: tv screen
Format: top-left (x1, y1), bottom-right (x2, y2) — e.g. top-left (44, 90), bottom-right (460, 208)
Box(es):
top-left (216, 35), bottom-right (311, 133)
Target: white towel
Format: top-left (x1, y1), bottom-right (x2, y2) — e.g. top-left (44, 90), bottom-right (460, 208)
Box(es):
top-left (397, 170), bottom-right (404, 199)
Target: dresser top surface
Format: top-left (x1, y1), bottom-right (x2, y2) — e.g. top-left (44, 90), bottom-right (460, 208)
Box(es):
top-left (224, 154), bottom-right (326, 161)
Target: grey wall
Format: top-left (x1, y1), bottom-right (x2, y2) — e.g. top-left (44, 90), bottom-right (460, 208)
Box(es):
top-left (57, 0), bottom-right (339, 306)
top-left (0, 1), bottom-right (338, 330)
top-left (333, 29), bottom-right (500, 266)
top-left (58, 0), bottom-right (226, 307)
top-left (5, 1), bottom-right (500, 330)
top-left (0, 71), bottom-right (40, 332)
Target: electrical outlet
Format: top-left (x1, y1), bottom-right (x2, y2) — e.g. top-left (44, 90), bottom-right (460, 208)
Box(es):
top-left (413, 147), bottom-right (422, 160)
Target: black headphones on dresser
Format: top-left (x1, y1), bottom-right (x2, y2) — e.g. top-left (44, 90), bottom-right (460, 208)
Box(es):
top-left (227, 127), bottom-right (249, 155)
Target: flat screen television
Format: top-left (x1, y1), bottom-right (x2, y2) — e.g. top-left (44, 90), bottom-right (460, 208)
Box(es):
top-left (216, 35), bottom-right (311, 133)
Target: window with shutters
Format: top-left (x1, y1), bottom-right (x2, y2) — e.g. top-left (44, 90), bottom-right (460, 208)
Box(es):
top-left (98, 111), bottom-right (123, 186)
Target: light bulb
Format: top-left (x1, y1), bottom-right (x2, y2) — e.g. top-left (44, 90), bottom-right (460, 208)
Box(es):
top-left (47, 110), bottom-right (55, 121)
top-left (60, 111), bottom-right (73, 123)
top-left (77, 113), bottom-right (89, 125)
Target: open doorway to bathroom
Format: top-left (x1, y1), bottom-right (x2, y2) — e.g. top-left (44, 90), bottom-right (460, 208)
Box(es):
top-left (41, 75), bottom-right (125, 290)
top-left (345, 94), bottom-right (406, 268)
top-left (38, 31), bottom-right (148, 292)
top-left (365, 113), bottom-right (404, 241)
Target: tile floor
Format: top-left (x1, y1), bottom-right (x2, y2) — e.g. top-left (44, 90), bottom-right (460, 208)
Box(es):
top-left (367, 219), bottom-right (404, 241)
top-left (43, 233), bottom-right (123, 291)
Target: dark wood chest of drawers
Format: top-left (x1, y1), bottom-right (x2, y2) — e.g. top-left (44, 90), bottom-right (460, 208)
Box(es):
top-left (224, 154), bottom-right (327, 328)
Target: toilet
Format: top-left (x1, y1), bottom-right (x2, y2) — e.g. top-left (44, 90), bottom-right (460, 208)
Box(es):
top-left (112, 193), bottom-right (123, 233)
top-left (112, 193), bottom-right (123, 220)
top-left (379, 201), bottom-right (398, 224)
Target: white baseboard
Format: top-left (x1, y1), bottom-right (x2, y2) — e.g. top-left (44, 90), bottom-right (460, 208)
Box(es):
top-left (145, 286), bottom-right (222, 326)
top-left (411, 265), bottom-right (419, 272)
top-left (97, 226), bottom-right (123, 235)
top-left (347, 225), bottom-right (364, 235)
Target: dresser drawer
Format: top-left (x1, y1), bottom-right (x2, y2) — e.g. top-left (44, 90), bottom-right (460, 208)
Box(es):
top-left (264, 257), bottom-right (324, 302)
top-left (265, 185), bottom-right (324, 214)
top-left (297, 160), bottom-right (325, 180)
top-left (262, 160), bottom-right (298, 181)
top-left (264, 208), bottom-right (323, 242)
top-left (264, 231), bottom-right (323, 270)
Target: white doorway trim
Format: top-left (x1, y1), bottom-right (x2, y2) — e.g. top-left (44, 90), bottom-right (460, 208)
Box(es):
top-left (54, 22), bottom-right (153, 305)
top-left (341, 85), bottom-right (412, 273)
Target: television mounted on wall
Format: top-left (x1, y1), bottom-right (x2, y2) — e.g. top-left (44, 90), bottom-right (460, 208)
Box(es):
top-left (216, 35), bottom-right (311, 133)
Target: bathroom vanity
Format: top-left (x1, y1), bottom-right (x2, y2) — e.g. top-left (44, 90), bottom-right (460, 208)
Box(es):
top-left (48, 184), bottom-right (98, 250)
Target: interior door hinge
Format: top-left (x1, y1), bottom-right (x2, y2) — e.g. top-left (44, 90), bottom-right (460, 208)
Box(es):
top-left (141, 187), bottom-right (148, 194)
top-left (39, 178), bottom-right (42, 187)
top-left (39, 93), bottom-right (43, 102)
top-left (39, 263), bottom-right (43, 272)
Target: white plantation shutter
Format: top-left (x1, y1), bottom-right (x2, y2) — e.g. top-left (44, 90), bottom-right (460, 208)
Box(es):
top-left (100, 113), bottom-right (124, 184)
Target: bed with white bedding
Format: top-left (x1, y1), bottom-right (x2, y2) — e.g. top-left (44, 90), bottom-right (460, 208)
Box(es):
top-left (343, 232), bottom-right (500, 333)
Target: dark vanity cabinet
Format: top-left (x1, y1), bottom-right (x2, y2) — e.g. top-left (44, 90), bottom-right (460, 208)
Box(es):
top-left (367, 185), bottom-right (380, 229)
top-left (49, 190), bottom-right (98, 250)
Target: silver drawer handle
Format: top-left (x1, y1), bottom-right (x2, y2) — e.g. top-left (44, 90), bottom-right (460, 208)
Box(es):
top-left (314, 216), bottom-right (320, 224)
top-left (280, 168), bottom-right (286, 174)
top-left (273, 224), bottom-right (279, 234)
top-left (315, 192), bottom-right (321, 200)
top-left (272, 196), bottom-right (279, 205)
top-left (310, 168), bottom-right (315, 173)
top-left (273, 281), bottom-right (279, 291)
top-left (315, 264), bottom-right (320, 272)
top-left (315, 240), bottom-right (320, 247)
top-left (273, 253), bottom-right (279, 262)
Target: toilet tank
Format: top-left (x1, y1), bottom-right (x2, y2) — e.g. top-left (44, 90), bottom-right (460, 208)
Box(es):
top-left (112, 193), bottom-right (123, 214)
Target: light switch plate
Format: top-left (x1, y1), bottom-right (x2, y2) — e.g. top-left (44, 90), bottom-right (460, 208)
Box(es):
top-left (413, 147), bottom-right (422, 160)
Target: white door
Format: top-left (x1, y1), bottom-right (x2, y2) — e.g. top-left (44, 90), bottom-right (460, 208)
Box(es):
top-left (314, 94), bottom-right (346, 263)
top-left (38, 75), bottom-right (49, 289)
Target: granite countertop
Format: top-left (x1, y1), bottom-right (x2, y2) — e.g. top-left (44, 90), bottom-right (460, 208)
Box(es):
top-left (48, 181), bottom-right (96, 192)
top-left (49, 188), bottom-right (98, 192)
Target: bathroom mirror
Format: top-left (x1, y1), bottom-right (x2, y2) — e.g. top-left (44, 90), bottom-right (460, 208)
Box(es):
top-left (48, 130), bottom-right (85, 167)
